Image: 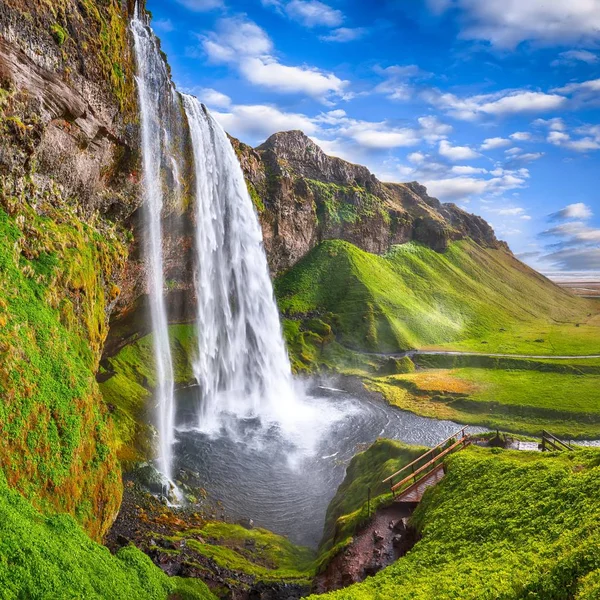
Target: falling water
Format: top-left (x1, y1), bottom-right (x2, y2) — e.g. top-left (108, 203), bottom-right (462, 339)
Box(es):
top-left (182, 96), bottom-right (302, 435)
top-left (131, 9), bottom-right (177, 481)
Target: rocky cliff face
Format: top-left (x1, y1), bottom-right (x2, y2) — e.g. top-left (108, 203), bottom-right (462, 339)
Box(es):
top-left (235, 130), bottom-right (505, 274)
top-left (0, 0), bottom-right (141, 538)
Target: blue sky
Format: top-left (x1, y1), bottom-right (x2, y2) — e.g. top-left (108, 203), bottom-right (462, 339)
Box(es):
top-left (146, 0), bottom-right (600, 275)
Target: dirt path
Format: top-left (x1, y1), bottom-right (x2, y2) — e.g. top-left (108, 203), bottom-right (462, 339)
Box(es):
top-left (312, 503), bottom-right (418, 594)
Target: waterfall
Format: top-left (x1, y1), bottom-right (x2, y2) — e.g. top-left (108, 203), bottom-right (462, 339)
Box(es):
top-left (182, 96), bottom-right (299, 433)
top-left (131, 9), bottom-right (177, 481)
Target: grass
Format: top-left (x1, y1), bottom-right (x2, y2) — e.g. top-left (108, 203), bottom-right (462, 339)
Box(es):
top-left (275, 239), bottom-right (598, 363)
top-left (0, 470), bottom-right (216, 600)
top-left (367, 368), bottom-right (600, 439)
top-left (312, 446), bottom-right (600, 600)
top-left (155, 521), bottom-right (316, 585)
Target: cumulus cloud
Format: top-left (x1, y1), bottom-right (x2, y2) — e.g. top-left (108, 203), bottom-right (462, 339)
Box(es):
top-left (285, 0), bottom-right (343, 27)
top-left (438, 139), bottom-right (479, 161)
top-left (547, 129), bottom-right (600, 152)
top-left (510, 131), bottom-right (532, 141)
top-left (550, 203), bottom-right (594, 221)
top-left (212, 104), bottom-right (318, 141)
top-left (320, 27), bottom-right (367, 42)
top-left (197, 88), bottom-right (232, 108)
top-left (481, 137), bottom-right (511, 150)
top-left (424, 89), bottom-right (567, 121)
top-left (199, 17), bottom-right (349, 102)
top-left (434, 0), bottom-right (600, 48)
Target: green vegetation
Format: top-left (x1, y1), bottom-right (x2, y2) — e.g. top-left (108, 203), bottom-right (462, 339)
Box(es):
top-left (154, 521), bottom-right (315, 586)
top-left (276, 239), bottom-right (598, 360)
top-left (367, 368), bottom-right (600, 438)
top-left (0, 470), bottom-right (216, 600)
top-left (246, 181), bottom-right (265, 213)
top-left (307, 180), bottom-right (390, 225)
top-left (0, 182), bottom-right (127, 537)
top-left (318, 439), bottom-right (426, 569)
top-left (99, 324), bottom-right (197, 462)
top-left (50, 23), bottom-right (67, 46)
top-left (313, 447), bottom-right (600, 600)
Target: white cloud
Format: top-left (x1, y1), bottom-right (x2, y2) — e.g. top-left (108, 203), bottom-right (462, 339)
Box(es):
top-left (510, 131), bottom-right (532, 141)
top-left (374, 65), bottom-right (431, 101)
top-left (547, 129), bottom-right (600, 152)
top-left (550, 203), bottom-right (594, 221)
top-left (418, 116), bottom-right (453, 142)
top-left (552, 50), bottom-right (598, 67)
top-left (438, 139), bottom-right (479, 161)
top-left (240, 57), bottom-right (348, 99)
top-left (451, 165), bottom-right (488, 175)
top-left (489, 206), bottom-right (527, 216)
top-left (424, 176), bottom-right (489, 199)
top-left (176, 0), bottom-right (224, 11)
top-left (481, 137), bottom-right (511, 150)
top-left (425, 89), bottom-right (567, 121)
top-left (533, 117), bottom-right (567, 131)
top-left (199, 17), bottom-right (349, 102)
top-left (350, 128), bottom-right (421, 149)
top-left (435, 0), bottom-right (600, 48)
top-left (153, 19), bottom-right (175, 32)
top-left (320, 27), bottom-right (367, 42)
top-left (408, 151), bottom-right (426, 164)
top-left (197, 88), bottom-right (232, 108)
top-left (212, 104), bottom-right (318, 142)
top-left (285, 0), bottom-right (343, 27)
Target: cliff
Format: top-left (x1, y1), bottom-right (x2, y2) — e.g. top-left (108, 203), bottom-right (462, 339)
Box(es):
top-left (234, 130), bottom-right (505, 274)
top-left (0, 0), bottom-right (141, 537)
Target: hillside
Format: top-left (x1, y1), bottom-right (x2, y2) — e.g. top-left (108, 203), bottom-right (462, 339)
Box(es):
top-left (275, 238), bottom-right (596, 361)
top-left (313, 444), bottom-right (600, 600)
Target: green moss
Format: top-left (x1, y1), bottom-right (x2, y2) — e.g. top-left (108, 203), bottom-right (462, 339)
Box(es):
top-left (50, 23), bottom-right (68, 46)
top-left (100, 324), bottom-right (197, 462)
top-left (313, 447), bottom-right (600, 600)
top-left (247, 181), bottom-right (265, 213)
top-left (0, 181), bottom-right (127, 537)
top-left (307, 180), bottom-right (388, 225)
top-left (0, 470), bottom-right (216, 599)
top-left (160, 521), bottom-right (315, 585)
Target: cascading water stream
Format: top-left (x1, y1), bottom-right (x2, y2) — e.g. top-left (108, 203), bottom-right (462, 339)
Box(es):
top-left (131, 8), bottom-right (177, 482)
top-left (182, 96), bottom-right (307, 437)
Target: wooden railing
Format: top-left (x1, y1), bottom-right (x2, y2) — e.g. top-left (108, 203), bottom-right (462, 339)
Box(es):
top-left (541, 430), bottom-right (573, 452)
top-left (382, 427), bottom-right (470, 498)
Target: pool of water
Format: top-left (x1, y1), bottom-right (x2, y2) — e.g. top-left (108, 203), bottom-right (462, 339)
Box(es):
top-left (171, 380), bottom-right (487, 548)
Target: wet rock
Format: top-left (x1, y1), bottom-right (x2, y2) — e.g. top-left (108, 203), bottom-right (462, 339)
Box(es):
top-left (373, 530), bottom-right (384, 543)
top-left (237, 518), bottom-right (255, 530)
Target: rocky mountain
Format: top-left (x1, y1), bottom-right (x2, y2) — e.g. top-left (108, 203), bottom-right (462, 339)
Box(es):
top-left (234, 130), bottom-right (505, 274)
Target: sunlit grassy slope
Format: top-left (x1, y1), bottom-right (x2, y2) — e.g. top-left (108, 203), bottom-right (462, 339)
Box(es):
top-left (368, 369), bottom-right (600, 438)
top-left (275, 239), bottom-right (599, 356)
top-left (313, 447), bottom-right (600, 600)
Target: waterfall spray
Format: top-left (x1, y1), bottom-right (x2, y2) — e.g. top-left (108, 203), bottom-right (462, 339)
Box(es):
top-left (131, 8), bottom-right (176, 481)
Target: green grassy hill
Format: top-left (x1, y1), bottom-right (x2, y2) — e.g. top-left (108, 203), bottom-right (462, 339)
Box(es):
top-left (313, 446), bottom-right (600, 600)
top-left (275, 239), bottom-right (599, 367)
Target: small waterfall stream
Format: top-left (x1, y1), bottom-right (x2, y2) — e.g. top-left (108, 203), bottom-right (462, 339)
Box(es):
top-left (131, 9), bottom-right (178, 482)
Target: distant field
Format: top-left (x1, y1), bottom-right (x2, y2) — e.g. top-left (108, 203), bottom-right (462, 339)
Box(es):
top-left (556, 279), bottom-right (600, 298)
top-left (367, 368), bottom-right (600, 439)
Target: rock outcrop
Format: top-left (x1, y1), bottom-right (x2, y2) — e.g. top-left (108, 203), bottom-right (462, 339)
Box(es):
top-left (235, 130), bottom-right (505, 274)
